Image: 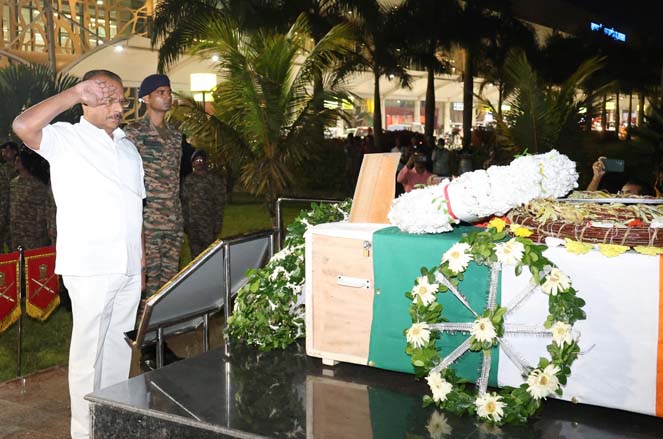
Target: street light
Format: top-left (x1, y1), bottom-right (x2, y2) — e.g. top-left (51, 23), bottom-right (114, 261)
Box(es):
top-left (190, 73), bottom-right (217, 108)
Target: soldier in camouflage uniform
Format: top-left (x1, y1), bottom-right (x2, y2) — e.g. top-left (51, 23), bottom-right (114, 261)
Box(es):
top-left (9, 150), bottom-right (51, 250)
top-left (125, 74), bottom-right (183, 296)
top-left (1, 142), bottom-right (19, 252)
top-left (182, 150), bottom-right (226, 257)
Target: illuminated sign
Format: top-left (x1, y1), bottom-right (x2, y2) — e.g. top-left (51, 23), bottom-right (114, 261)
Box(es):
top-left (452, 102), bottom-right (464, 111)
top-left (590, 22), bottom-right (626, 42)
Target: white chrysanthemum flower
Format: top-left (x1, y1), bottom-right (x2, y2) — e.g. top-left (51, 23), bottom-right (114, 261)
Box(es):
top-left (388, 183), bottom-right (458, 234)
top-left (494, 238), bottom-right (525, 266)
top-left (426, 411), bottom-right (452, 438)
top-left (389, 151), bottom-right (577, 233)
top-left (412, 276), bottom-right (439, 306)
top-left (475, 392), bottom-right (506, 422)
top-left (551, 321), bottom-right (573, 346)
top-left (441, 242), bottom-right (473, 273)
top-left (425, 372), bottom-right (453, 403)
top-left (470, 317), bottom-right (497, 343)
top-left (406, 322), bottom-right (431, 348)
top-left (526, 364), bottom-right (561, 400)
top-left (541, 268), bottom-right (571, 295)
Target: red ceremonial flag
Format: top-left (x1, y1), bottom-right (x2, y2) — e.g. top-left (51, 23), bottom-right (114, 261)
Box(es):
top-left (24, 246), bottom-right (59, 321)
top-left (0, 252), bottom-right (21, 333)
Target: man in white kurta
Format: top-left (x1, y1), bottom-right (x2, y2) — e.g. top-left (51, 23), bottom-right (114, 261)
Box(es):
top-left (13, 70), bottom-right (145, 439)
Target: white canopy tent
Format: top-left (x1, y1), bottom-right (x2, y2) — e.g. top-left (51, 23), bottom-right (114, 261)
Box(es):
top-left (61, 35), bottom-right (502, 132)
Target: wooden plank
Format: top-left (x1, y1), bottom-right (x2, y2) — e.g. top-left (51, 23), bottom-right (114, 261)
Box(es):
top-left (309, 234), bottom-right (374, 363)
top-left (349, 152), bottom-right (401, 224)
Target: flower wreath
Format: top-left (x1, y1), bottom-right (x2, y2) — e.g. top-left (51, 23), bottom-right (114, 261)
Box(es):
top-left (405, 218), bottom-right (586, 425)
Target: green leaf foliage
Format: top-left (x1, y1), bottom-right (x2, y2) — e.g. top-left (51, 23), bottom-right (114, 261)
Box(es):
top-left (226, 200), bottom-right (351, 351)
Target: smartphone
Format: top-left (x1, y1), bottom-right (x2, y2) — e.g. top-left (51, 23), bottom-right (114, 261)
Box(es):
top-left (601, 158), bottom-right (625, 173)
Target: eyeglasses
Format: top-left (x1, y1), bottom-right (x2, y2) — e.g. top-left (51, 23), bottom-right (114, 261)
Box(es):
top-left (106, 97), bottom-right (131, 109)
top-left (82, 97), bottom-right (131, 109)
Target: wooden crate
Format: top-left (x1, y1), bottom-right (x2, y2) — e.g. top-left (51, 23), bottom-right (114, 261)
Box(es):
top-left (305, 224), bottom-right (383, 366)
top-left (306, 153), bottom-right (400, 367)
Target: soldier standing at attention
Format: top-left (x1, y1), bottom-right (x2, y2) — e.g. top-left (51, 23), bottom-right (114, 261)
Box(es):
top-left (125, 74), bottom-right (183, 296)
top-left (0, 141), bottom-right (19, 252)
top-left (182, 150), bottom-right (226, 257)
top-left (9, 149), bottom-right (51, 250)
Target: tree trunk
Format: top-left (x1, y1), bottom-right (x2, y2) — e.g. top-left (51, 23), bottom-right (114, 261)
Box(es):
top-left (638, 90), bottom-right (645, 126)
top-left (497, 83), bottom-right (504, 119)
top-left (585, 88), bottom-right (593, 132)
top-left (373, 70), bottom-right (383, 151)
top-left (43, 0), bottom-right (57, 73)
top-left (626, 90), bottom-right (633, 130)
top-left (615, 91), bottom-right (620, 133)
top-left (312, 73), bottom-right (326, 145)
top-left (660, 60), bottom-right (663, 106)
top-left (601, 95), bottom-right (607, 132)
top-left (462, 48), bottom-right (474, 151)
top-left (424, 66), bottom-right (436, 145)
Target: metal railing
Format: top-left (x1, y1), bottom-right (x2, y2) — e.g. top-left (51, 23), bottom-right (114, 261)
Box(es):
top-left (127, 229), bottom-right (275, 368)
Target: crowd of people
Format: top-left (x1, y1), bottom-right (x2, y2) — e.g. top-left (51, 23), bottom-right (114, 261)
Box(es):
top-left (8, 71), bottom-right (227, 439)
top-left (344, 130), bottom-right (661, 198)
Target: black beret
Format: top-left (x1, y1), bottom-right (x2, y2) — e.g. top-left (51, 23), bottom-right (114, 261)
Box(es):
top-left (138, 74), bottom-right (170, 99)
top-left (191, 150), bottom-right (208, 162)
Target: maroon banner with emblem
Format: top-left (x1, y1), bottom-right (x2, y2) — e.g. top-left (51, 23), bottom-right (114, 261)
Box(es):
top-left (0, 252), bottom-right (20, 333)
top-left (24, 246), bottom-right (59, 321)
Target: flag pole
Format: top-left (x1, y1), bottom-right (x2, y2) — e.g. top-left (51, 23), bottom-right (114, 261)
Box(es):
top-left (16, 245), bottom-right (24, 378)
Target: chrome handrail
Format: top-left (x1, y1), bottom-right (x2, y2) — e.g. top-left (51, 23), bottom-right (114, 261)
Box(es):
top-left (131, 229), bottom-right (275, 353)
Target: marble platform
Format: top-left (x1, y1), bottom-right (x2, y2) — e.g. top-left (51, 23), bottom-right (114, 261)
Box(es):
top-left (87, 342), bottom-right (663, 439)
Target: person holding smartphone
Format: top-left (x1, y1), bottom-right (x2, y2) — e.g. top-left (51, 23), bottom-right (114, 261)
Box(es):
top-left (587, 156), bottom-right (647, 195)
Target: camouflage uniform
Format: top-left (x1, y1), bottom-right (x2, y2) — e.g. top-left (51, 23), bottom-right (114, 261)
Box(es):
top-left (125, 117), bottom-right (183, 296)
top-left (182, 171), bottom-right (226, 257)
top-left (45, 186), bottom-right (57, 245)
top-left (0, 163), bottom-right (17, 252)
top-left (9, 174), bottom-right (51, 250)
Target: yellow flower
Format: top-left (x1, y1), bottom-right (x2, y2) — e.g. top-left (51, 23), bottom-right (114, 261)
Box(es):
top-left (597, 244), bottom-right (629, 258)
top-left (510, 224), bottom-right (533, 237)
top-left (634, 246), bottom-right (663, 256)
top-left (488, 217), bottom-right (507, 232)
top-left (564, 239), bottom-right (593, 255)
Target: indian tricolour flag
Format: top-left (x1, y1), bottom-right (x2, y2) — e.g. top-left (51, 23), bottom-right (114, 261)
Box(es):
top-left (499, 246), bottom-right (663, 417)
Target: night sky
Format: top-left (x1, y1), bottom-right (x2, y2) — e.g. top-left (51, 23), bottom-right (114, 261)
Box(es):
top-left (574, 0), bottom-right (658, 29)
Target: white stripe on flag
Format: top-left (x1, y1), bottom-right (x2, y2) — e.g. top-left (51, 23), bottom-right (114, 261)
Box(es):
top-left (498, 246), bottom-right (659, 416)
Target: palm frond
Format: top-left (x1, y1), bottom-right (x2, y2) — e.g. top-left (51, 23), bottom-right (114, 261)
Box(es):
top-left (0, 64), bottom-right (81, 139)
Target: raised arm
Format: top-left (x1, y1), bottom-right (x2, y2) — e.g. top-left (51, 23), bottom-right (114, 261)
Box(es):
top-left (12, 79), bottom-right (118, 150)
top-left (587, 156), bottom-right (606, 192)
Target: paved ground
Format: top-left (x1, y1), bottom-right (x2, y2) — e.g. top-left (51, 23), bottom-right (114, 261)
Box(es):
top-left (0, 316), bottom-right (224, 439)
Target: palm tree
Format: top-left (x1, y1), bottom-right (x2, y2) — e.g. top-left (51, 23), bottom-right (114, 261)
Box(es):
top-left (167, 14), bottom-right (353, 218)
top-left (0, 64), bottom-right (81, 140)
top-left (454, 0), bottom-right (509, 151)
top-left (476, 13), bottom-right (537, 119)
top-left (337, 0), bottom-right (410, 150)
top-left (480, 50), bottom-right (604, 154)
top-left (151, 0), bottom-right (287, 73)
top-left (398, 0), bottom-right (458, 145)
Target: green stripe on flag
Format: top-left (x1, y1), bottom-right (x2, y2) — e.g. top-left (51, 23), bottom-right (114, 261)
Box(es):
top-left (368, 226), bottom-right (500, 386)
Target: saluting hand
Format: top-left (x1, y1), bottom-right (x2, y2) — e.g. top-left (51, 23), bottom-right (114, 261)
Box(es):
top-left (77, 79), bottom-right (118, 107)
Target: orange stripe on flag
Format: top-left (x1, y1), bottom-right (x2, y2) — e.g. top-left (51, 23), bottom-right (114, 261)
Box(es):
top-left (657, 255), bottom-right (663, 417)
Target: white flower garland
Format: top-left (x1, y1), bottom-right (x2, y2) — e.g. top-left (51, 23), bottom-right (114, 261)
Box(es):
top-left (389, 150), bottom-right (578, 234)
top-left (405, 224), bottom-right (586, 425)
